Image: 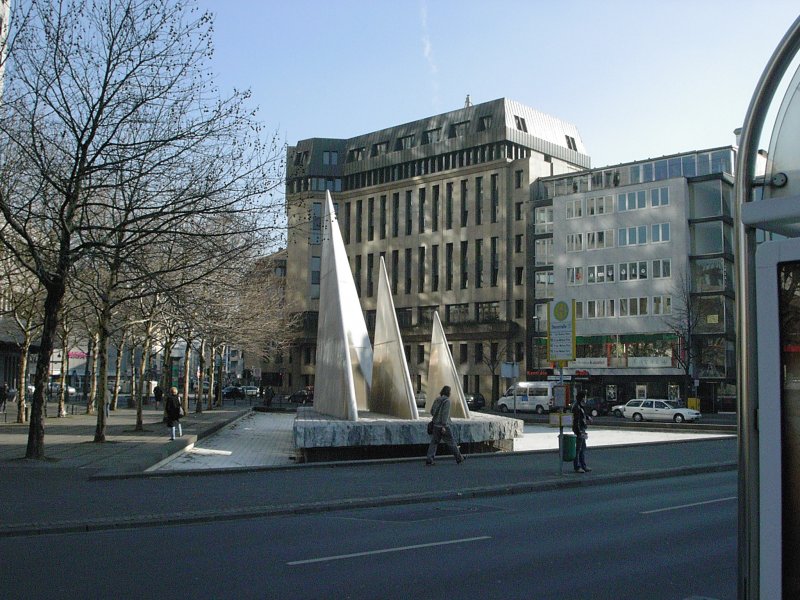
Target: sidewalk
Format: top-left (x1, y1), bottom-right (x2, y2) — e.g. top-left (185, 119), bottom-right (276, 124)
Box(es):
top-left (0, 402), bottom-right (250, 475)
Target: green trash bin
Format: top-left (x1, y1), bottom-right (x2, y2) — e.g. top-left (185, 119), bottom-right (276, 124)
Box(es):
top-left (562, 434), bottom-right (577, 462)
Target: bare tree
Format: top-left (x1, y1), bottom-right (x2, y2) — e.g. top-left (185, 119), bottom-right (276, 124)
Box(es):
top-left (0, 0), bottom-right (283, 457)
top-left (662, 270), bottom-right (704, 405)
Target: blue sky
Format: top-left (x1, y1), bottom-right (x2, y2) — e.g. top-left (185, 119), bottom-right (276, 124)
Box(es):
top-left (197, 1), bottom-right (799, 168)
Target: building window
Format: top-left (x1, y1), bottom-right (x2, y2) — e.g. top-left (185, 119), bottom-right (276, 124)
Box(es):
top-left (391, 193), bottom-right (399, 237)
top-left (475, 177), bottom-right (483, 225)
top-left (460, 240), bottom-right (469, 289)
top-left (343, 202), bottom-right (351, 244)
top-left (515, 299), bottom-right (524, 319)
top-left (379, 195), bottom-right (387, 239)
top-left (587, 195), bottom-right (613, 216)
top-left (515, 266), bottom-right (524, 286)
top-left (618, 226), bottom-right (647, 246)
top-left (477, 301), bottom-right (500, 322)
top-left (446, 303), bottom-right (469, 324)
top-left (474, 239), bottom-right (483, 289)
top-left (617, 190), bottom-right (647, 212)
top-left (651, 223), bottom-right (670, 243)
top-left (445, 243), bottom-right (453, 290)
top-left (460, 344), bottom-right (468, 364)
top-left (586, 230), bottom-right (614, 250)
top-left (310, 256), bottom-right (321, 299)
top-left (432, 185), bottom-right (440, 232)
top-left (566, 199), bottom-right (583, 219)
top-left (653, 259), bottom-right (671, 279)
top-left (515, 170), bottom-right (523, 189)
top-left (354, 255), bottom-right (362, 297)
top-left (418, 305), bottom-right (437, 325)
top-left (651, 186), bottom-right (669, 207)
top-left (355, 200), bottom-right (363, 243)
top-left (367, 197), bottom-right (374, 241)
top-left (515, 202), bottom-right (523, 221)
top-left (445, 183), bottom-right (453, 229)
top-left (405, 190), bottom-right (413, 235)
top-left (391, 250), bottom-right (399, 294)
top-left (417, 247), bottom-right (426, 293)
top-left (323, 150), bottom-right (338, 165)
top-left (397, 134), bottom-right (415, 150)
top-left (567, 267), bottom-right (584, 286)
top-left (566, 233), bottom-right (583, 252)
top-left (432, 245), bottom-right (439, 292)
top-left (475, 343), bottom-right (484, 363)
top-left (371, 141), bottom-right (389, 156)
top-left (535, 206), bottom-right (553, 234)
top-left (423, 128), bottom-right (441, 144)
top-left (491, 237), bottom-right (499, 287)
top-left (565, 135), bottom-right (577, 150)
top-left (418, 188), bottom-right (426, 233)
top-left (478, 115), bottom-right (493, 131)
top-left (490, 174), bottom-right (499, 223)
top-left (515, 234), bottom-right (523, 254)
top-left (652, 295), bottom-right (672, 315)
top-left (514, 115), bottom-right (528, 132)
top-left (404, 248), bottom-right (412, 294)
top-left (460, 180), bottom-right (469, 227)
top-left (367, 254), bottom-right (374, 297)
top-left (417, 345), bottom-right (425, 364)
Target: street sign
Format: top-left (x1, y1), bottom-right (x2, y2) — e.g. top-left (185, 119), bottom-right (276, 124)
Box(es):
top-left (547, 299), bottom-right (576, 362)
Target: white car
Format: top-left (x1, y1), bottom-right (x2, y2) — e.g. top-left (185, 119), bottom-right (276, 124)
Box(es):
top-left (242, 386), bottom-right (260, 397)
top-left (621, 399), bottom-right (701, 423)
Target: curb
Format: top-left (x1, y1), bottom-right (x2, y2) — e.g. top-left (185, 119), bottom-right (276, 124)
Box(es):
top-left (0, 461), bottom-right (737, 538)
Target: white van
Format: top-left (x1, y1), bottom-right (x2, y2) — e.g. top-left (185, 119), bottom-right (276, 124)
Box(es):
top-left (496, 381), bottom-right (557, 414)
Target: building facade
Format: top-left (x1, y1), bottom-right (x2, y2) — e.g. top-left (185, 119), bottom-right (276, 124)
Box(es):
top-left (530, 147), bottom-right (737, 411)
top-left (285, 98), bottom-right (590, 401)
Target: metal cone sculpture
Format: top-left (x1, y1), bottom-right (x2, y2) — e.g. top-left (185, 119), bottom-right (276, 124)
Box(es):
top-left (426, 311), bottom-right (470, 418)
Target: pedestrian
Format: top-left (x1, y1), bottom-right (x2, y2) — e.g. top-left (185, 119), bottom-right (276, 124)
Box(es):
top-left (153, 384), bottom-right (163, 409)
top-left (572, 390), bottom-right (592, 473)
top-left (164, 386), bottom-right (183, 440)
top-left (425, 385), bottom-right (465, 466)
top-left (0, 382), bottom-right (6, 412)
top-left (265, 386), bottom-right (275, 407)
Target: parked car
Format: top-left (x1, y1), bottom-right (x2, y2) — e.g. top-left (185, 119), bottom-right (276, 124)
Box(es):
top-left (47, 382), bottom-right (77, 396)
top-left (611, 400), bottom-right (636, 417)
top-left (415, 391), bottom-right (426, 408)
top-left (242, 386), bottom-right (260, 397)
top-left (621, 399), bottom-right (701, 423)
top-left (222, 386), bottom-right (245, 399)
top-left (465, 392), bottom-right (486, 411)
top-left (287, 389), bottom-right (313, 404)
top-left (582, 396), bottom-right (611, 417)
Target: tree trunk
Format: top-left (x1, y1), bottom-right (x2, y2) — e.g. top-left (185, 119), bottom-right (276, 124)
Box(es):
top-left (134, 336), bottom-right (152, 432)
top-left (85, 336), bottom-right (96, 414)
top-left (111, 333), bottom-right (126, 411)
top-left (58, 334), bottom-right (69, 417)
top-left (16, 340), bottom-right (30, 424)
top-left (94, 306), bottom-right (112, 442)
top-left (196, 339), bottom-right (206, 413)
top-left (25, 283), bottom-right (66, 459)
top-left (207, 345), bottom-right (217, 411)
top-left (182, 338), bottom-right (192, 415)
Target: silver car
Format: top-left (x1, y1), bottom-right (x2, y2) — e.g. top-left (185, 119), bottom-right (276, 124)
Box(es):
top-left (622, 399), bottom-right (701, 423)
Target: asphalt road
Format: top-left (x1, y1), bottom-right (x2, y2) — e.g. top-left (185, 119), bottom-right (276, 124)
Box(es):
top-left (2, 470), bottom-right (736, 600)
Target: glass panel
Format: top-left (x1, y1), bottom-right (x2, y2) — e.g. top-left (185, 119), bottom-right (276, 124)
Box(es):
top-left (691, 179), bottom-right (722, 218)
top-left (691, 222), bottom-right (723, 255)
top-left (654, 160), bottom-right (669, 180)
top-left (682, 155), bottom-right (696, 177)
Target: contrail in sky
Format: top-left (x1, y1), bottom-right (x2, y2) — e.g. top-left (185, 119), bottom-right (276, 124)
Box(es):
top-left (420, 1), bottom-right (440, 109)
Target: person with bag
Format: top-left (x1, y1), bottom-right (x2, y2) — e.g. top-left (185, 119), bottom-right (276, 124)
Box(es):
top-left (571, 390), bottom-right (592, 473)
top-left (164, 386), bottom-right (183, 440)
top-left (425, 385), bottom-right (464, 466)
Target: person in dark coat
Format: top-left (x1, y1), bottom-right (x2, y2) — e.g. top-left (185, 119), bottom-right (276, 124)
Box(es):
top-left (425, 386), bottom-right (464, 466)
top-left (572, 390), bottom-right (592, 473)
top-left (153, 384), bottom-right (163, 408)
top-left (165, 386), bottom-right (183, 440)
top-left (0, 382), bottom-right (7, 412)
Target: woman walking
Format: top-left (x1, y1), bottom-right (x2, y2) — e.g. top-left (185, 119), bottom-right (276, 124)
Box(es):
top-left (165, 386), bottom-right (183, 440)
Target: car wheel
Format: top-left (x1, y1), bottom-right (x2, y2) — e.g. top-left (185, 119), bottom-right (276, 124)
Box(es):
top-left (590, 409), bottom-right (599, 417)
top-left (673, 413), bottom-right (685, 423)
top-left (613, 409), bottom-right (622, 418)
top-left (498, 404), bottom-right (509, 413)
top-left (633, 413), bottom-right (644, 422)
top-left (535, 405), bottom-right (544, 415)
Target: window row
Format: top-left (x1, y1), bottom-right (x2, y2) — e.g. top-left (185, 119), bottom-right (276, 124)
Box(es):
top-left (566, 223), bottom-right (671, 252)
top-left (566, 259), bottom-right (672, 286)
top-left (574, 295), bottom-right (673, 319)
top-left (617, 187), bottom-right (670, 212)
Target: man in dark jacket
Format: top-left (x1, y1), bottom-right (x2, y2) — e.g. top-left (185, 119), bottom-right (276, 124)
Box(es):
top-left (572, 390), bottom-right (592, 473)
top-left (425, 386), bottom-right (465, 466)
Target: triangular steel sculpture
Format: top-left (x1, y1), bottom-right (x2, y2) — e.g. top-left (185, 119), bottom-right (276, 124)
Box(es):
top-left (313, 191), bottom-right (372, 421)
top-left (425, 311), bottom-right (471, 419)
top-left (371, 257), bottom-right (419, 419)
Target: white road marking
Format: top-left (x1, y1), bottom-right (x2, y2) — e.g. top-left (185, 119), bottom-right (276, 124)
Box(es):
top-left (640, 496), bottom-right (737, 515)
top-left (287, 535), bottom-right (491, 565)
